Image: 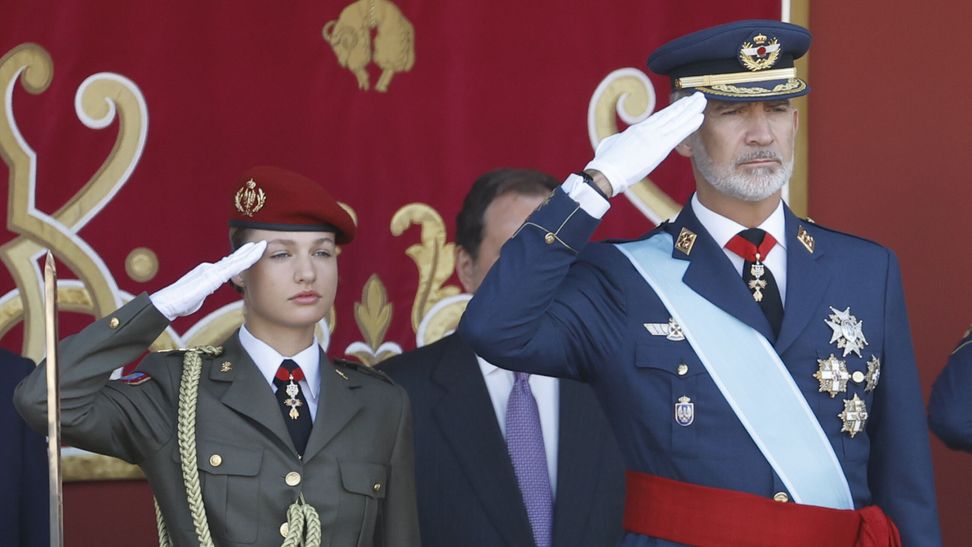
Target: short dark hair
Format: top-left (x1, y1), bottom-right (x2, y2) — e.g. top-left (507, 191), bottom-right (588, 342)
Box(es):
top-left (228, 227), bottom-right (252, 293)
top-left (455, 168), bottom-right (558, 260)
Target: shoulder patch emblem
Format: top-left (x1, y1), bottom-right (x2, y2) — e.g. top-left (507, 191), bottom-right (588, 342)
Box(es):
top-left (116, 371), bottom-right (152, 386)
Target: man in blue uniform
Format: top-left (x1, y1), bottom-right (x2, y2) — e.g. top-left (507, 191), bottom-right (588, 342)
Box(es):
top-left (380, 168), bottom-right (625, 547)
top-left (459, 20), bottom-right (940, 546)
top-left (929, 325), bottom-right (972, 451)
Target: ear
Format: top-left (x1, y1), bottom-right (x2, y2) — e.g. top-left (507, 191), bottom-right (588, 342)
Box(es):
top-left (792, 107), bottom-right (800, 137)
top-left (675, 136), bottom-right (694, 158)
top-left (455, 245), bottom-right (478, 294)
top-left (231, 273), bottom-right (245, 290)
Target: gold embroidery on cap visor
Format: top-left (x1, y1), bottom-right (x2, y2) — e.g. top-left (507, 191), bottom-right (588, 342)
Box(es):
top-left (675, 68), bottom-right (796, 90)
top-left (693, 79), bottom-right (807, 99)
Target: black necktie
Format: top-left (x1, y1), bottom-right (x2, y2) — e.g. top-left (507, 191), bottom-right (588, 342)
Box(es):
top-left (727, 228), bottom-right (784, 338)
top-left (272, 359), bottom-right (312, 455)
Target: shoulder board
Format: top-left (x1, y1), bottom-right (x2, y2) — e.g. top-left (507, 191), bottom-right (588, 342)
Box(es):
top-left (153, 345), bottom-right (224, 357)
top-left (115, 371), bottom-right (152, 386)
top-left (334, 359), bottom-right (393, 384)
top-left (603, 220), bottom-right (671, 245)
top-left (952, 325), bottom-right (972, 355)
top-left (797, 218), bottom-right (884, 248)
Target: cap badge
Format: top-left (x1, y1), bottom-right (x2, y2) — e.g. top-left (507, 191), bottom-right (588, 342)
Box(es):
top-left (739, 33), bottom-right (781, 72)
top-left (234, 179), bottom-right (267, 217)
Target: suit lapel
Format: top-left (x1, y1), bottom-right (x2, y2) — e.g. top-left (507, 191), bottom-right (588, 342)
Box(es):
top-left (669, 206), bottom-right (775, 341)
top-left (214, 333), bottom-right (294, 452)
top-left (775, 209), bottom-right (831, 355)
top-left (431, 335), bottom-right (535, 547)
top-left (301, 351), bottom-right (364, 463)
top-left (551, 380), bottom-right (603, 547)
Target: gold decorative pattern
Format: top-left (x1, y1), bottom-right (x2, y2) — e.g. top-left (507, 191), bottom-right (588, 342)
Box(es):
top-left (797, 225), bottom-right (815, 253)
top-left (322, 0), bottom-right (415, 92)
top-left (697, 79), bottom-right (806, 97)
top-left (588, 69), bottom-right (679, 224)
top-left (675, 228), bottom-right (697, 255)
top-left (125, 247), bottom-right (159, 282)
top-left (346, 274), bottom-right (401, 365)
top-left (233, 179), bottom-right (266, 217)
top-left (738, 36), bottom-right (781, 71)
top-left (390, 203), bottom-right (461, 334)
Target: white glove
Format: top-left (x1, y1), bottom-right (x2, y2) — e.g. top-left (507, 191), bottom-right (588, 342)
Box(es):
top-left (149, 240), bottom-right (267, 321)
top-left (585, 92), bottom-right (706, 197)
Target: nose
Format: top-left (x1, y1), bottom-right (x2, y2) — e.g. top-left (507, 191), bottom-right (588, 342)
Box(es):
top-left (294, 255), bottom-right (317, 284)
top-left (744, 109), bottom-right (775, 146)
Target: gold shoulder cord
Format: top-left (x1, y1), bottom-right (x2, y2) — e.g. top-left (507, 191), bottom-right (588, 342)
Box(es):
top-left (154, 347), bottom-right (322, 547)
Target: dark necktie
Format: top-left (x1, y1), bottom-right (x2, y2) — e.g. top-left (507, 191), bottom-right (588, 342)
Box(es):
top-left (505, 372), bottom-right (553, 547)
top-left (272, 359), bottom-right (312, 455)
top-left (726, 228), bottom-right (784, 338)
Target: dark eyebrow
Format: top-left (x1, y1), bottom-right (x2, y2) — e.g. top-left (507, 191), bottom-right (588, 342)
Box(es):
top-left (267, 237), bottom-right (335, 246)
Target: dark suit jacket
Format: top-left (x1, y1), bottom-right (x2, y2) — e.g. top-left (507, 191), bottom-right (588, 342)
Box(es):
top-left (380, 333), bottom-right (625, 547)
top-left (1, 349), bottom-right (49, 547)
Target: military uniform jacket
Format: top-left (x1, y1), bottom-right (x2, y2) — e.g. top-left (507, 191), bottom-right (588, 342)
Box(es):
top-left (14, 294), bottom-right (420, 547)
top-left (458, 188), bottom-right (941, 546)
top-left (929, 327), bottom-right (972, 452)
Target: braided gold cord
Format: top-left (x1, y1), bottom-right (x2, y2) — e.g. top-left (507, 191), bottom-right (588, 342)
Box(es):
top-left (302, 502), bottom-right (322, 547)
top-left (281, 496), bottom-right (322, 547)
top-left (178, 350), bottom-right (215, 546)
top-left (154, 497), bottom-right (171, 547)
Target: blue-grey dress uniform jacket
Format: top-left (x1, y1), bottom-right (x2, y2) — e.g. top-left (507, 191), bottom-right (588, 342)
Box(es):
top-left (458, 188), bottom-right (941, 546)
top-left (14, 293), bottom-right (420, 547)
top-left (929, 328), bottom-right (972, 452)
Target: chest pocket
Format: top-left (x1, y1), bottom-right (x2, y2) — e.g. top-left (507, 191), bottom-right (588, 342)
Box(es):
top-left (339, 460), bottom-right (388, 547)
top-left (195, 440), bottom-right (263, 544)
top-left (634, 340), bottom-right (751, 459)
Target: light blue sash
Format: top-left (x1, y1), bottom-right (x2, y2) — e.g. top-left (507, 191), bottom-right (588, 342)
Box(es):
top-left (616, 234), bottom-right (853, 509)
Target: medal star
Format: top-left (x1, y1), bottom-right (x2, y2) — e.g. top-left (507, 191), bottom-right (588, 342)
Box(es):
top-left (865, 356), bottom-right (881, 392)
top-left (825, 306), bottom-right (869, 358)
top-left (814, 354), bottom-right (850, 397)
top-left (839, 394), bottom-right (869, 438)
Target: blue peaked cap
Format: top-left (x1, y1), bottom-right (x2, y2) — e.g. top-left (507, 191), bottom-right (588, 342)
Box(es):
top-left (648, 20), bottom-right (812, 102)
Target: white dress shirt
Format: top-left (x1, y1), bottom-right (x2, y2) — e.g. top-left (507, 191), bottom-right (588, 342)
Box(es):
top-left (477, 356), bottom-right (560, 495)
top-left (239, 325), bottom-right (322, 422)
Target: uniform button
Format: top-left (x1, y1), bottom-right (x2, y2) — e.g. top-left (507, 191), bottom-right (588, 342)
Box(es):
top-left (108, 317), bottom-right (120, 329)
top-left (372, 482), bottom-right (382, 493)
top-left (677, 363), bottom-right (689, 376)
top-left (279, 522), bottom-right (289, 537)
top-left (852, 371), bottom-right (865, 383)
top-left (285, 471), bottom-right (301, 487)
top-left (544, 232), bottom-right (556, 245)
top-left (773, 492), bottom-right (789, 503)
top-left (209, 454), bottom-right (222, 467)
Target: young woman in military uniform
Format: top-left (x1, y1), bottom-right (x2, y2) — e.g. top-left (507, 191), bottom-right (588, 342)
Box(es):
top-left (15, 166), bottom-right (420, 547)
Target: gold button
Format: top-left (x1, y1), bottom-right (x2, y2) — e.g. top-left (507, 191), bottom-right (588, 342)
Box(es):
top-left (677, 363), bottom-right (689, 376)
top-left (544, 232), bottom-right (556, 244)
top-left (279, 522), bottom-right (289, 537)
top-left (209, 454), bottom-right (222, 467)
top-left (108, 317), bottom-right (120, 329)
top-left (852, 371), bottom-right (865, 383)
top-left (285, 471), bottom-right (301, 487)
top-left (773, 492), bottom-right (789, 503)
top-left (372, 482), bottom-right (382, 493)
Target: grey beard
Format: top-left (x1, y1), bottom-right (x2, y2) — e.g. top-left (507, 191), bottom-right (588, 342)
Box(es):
top-left (693, 143), bottom-right (793, 202)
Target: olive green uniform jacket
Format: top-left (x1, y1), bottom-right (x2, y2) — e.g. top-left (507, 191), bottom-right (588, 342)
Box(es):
top-left (14, 294), bottom-right (420, 547)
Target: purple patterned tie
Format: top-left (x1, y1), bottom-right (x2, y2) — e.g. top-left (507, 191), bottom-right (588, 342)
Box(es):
top-left (506, 372), bottom-right (553, 547)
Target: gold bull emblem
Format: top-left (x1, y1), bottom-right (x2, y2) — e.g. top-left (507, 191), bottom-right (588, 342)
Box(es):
top-left (322, 0), bottom-right (416, 92)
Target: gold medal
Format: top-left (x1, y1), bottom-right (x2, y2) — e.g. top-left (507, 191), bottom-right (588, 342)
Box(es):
top-left (838, 394), bottom-right (869, 438)
top-left (814, 354), bottom-right (850, 397)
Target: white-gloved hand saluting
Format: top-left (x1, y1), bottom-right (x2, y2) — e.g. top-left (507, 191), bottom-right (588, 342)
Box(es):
top-left (585, 92), bottom-right (706, 197)
top-left (149, 240), bottom-right (267, 321)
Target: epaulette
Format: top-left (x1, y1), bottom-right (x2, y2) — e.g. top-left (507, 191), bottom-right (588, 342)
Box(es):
top-left (796, 217), bottom-right (884, 249)
top-left (952, 325), bottom-right (972, 356)
top-left (334, 359), bottom-right (394, 384)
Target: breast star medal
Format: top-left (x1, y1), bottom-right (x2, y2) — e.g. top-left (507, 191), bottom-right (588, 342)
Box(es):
top-left (814, 354), bottom-right (850, 397)
top-left (748, 253), bottom-right (768, 302)
top-left (284, 379), bottom-right (302, 420)
top-left (825, 306), bottom-right (868, 357)
top-left (838, 394), bottom-right (869, 438)
top-left (865, 356), bottom-right (881, 392)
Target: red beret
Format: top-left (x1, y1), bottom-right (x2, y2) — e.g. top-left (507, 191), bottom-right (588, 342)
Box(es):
top-left (228, 166), bottom-right (356, 244)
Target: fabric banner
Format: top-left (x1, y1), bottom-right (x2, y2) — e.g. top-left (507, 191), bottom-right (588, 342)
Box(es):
top-left (1, 1), bottom-right (781, 370)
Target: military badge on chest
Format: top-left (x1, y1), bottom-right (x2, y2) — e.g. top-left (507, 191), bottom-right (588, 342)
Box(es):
top-left (674, 396), bottom-right (695, 426)
top-left (816, 306), bottom-right (882, 437)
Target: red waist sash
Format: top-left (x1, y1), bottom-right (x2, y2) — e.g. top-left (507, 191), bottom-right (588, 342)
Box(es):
top-left (624, 471), bottom-right (901, 547)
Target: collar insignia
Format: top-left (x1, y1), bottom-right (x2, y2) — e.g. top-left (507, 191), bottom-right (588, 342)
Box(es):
top-left (234, 178), bottom-right (267, 217)
top-left (675, 228), bottom-right (697, 255)
top-left (797, 225), bottom-right (814, 253)
top-left (220, 361), bottom-right (233, 373)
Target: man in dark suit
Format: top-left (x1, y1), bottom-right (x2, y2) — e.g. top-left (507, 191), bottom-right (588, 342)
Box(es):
top-left (0, 348), bottom-right (49, 547)
top-left (380, 168), bottom-right (625, 547)
top-left (459, 21), bottom-right (940, 546)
